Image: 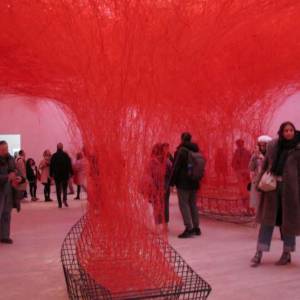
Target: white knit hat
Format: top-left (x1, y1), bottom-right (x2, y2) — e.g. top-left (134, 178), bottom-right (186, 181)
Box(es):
top-left (257, 135), bottom-right (272, 143)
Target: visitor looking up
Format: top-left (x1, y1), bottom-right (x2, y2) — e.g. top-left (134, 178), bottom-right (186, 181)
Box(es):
top-left (248, 135), bottom-right (272, 211)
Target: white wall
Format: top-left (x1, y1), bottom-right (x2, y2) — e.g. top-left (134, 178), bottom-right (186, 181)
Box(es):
top-left (0, 95), bottom-right (82, 163)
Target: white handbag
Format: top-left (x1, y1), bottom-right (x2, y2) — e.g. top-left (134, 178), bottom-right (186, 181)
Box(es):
top-left (258, 171), bottom-right (277, 192)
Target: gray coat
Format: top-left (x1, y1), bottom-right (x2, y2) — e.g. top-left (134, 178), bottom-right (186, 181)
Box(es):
top-left (256, 139), bottom-right (300, 236)
top-left (0, 155), bottom-right (20, 212)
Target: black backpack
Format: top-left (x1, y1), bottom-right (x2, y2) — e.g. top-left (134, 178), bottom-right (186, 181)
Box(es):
top-left (186, 149), bottom-right (206, 181)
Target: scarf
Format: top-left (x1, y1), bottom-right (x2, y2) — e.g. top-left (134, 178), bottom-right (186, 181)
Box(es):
top-left (271, 131), bottom-right (300, 176)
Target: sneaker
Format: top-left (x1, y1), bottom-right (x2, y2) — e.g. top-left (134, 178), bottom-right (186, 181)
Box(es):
top-left (193, 227), bottom-right (202, 236)
top-left (178, 228), bottom-right (194, 239)
top-left (1, 238), bottom-right (13, 244)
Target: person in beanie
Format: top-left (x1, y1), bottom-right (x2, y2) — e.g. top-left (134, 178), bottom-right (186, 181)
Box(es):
top-left (170, 132), bottom-right (205, 238)
top-left (249, 135), bottom-right (272, 211)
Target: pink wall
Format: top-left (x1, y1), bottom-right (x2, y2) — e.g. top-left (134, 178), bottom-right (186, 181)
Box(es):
top-left (0, 95), bottom-right (82, 163)
top-left (267, 93), bottom-right (300, 136)
top-left (0, 93), bottom-right (299, 165)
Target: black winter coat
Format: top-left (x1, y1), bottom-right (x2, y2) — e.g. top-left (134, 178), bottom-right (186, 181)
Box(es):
top-left (50, 150), bottom-right (73, 181)
top-left (170, 142), bottom-right (202, 190)
top-left (26, 164), bottom-right (38, 182)
top-left (257, 139), bottom-right (300, 236)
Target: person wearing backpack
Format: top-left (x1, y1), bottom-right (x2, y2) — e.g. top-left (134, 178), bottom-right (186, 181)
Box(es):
top-left (170, 132), bottom-right (206, 238)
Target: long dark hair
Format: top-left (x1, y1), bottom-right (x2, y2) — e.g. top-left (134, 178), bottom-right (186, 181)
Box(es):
top-left (271, 122), bottom-right (299, 175)
top-left (26, 158), bottom-right (35, 169)
top-left (277, 121), bottom-right (296, 140)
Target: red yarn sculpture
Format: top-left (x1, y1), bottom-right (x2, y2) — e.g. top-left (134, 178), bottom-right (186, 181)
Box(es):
top-left (1, 0), bottom-right (300, 293)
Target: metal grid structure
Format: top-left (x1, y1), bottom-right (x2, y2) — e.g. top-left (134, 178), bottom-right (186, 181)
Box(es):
top-left (61, 216), bottom-right (212, 300)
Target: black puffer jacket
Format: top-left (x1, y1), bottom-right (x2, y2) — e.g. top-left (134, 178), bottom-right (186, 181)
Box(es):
top-left (170, 142), bottom-right (201, 190)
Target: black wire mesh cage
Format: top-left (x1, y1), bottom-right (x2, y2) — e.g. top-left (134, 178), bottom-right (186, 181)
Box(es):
top-left (61, 215), bottom-right (212, 300)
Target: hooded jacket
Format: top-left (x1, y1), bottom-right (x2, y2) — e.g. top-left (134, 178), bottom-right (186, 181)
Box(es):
top-left (170, 141), bottom-right (202, 190)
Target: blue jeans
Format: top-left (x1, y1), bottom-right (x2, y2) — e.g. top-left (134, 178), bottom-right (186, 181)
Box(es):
top-left (257, 181), bottom-right (296, 252)
top-left (257, 224), bottom-right (296, 252)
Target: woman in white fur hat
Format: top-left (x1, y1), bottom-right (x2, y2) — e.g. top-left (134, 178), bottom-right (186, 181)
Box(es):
top-left (248, 135), bottom-right (273, 210)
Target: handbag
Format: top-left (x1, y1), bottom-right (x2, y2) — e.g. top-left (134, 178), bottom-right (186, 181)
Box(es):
top-left (258, 171), bottom-right (277, 192)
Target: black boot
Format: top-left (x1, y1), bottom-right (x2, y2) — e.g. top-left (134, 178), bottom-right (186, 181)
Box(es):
top-left (275, 252), bottom-right (291, 266)
top-left (1, 238), bottom-right (13, 244)
top-left (251, 251), bottom-right (262, 267)
top-left (193, 227), bottom-right (202, 236)
top-left (178, 228), bottom-right (194, 239)
top-left (63, 200), bottom-right (69, 207)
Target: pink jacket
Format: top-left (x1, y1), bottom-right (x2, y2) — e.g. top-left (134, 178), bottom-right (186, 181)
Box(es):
top-left (73, 158), bottom-right (87, 185)
top-left (39, 157), bottom-right (51, 184)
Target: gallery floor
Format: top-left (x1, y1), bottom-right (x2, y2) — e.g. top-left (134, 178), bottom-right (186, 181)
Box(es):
top-left (1, 194), bottom-right (299, 300)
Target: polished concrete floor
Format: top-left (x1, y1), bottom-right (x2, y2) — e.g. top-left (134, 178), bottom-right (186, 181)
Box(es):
top-left (1, 194), bottom-right (300, 300)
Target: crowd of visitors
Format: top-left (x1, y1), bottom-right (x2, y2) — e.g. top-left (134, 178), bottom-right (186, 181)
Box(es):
top-left (143, 121), bottom-right (300, 258)
top-left (1, 121), bottom-right (300, 270)
top-left (0, 142), bottom-right (87, 244)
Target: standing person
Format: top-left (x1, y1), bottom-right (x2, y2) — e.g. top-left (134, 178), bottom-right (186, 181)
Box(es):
top-left (232, 139), bottom-right (251, 213)
top-left (68, 179), bottom-right (75, 195)
top-left (170, 132), bottom-right (206, 238)
top-left (0, 141), bottom-right (23, 244)
top-left (15, 150), bottom-right (27, 199)
top-left (251, 122), bottom-right (300, 267)
top-left (26, 158), bottom-right (39, 201)
top-left (66, 152), bottom-right (75, 195)
top-left (162, 143), bottom-right (174, 163)
top-left (39, 150), bottom-right (53, 202)
top-left (50, 143), bottom-right (73, 208)
top-left (73, 152), bottom-right (86, 200)
top-left (214, 147), bottom-right (229, 188)
top-left (248, 135), bottom-right (272, 211)
top-left (147, 144), bottom-right (172, 230)
top-left (162, 144), bottom-right (173, 227)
